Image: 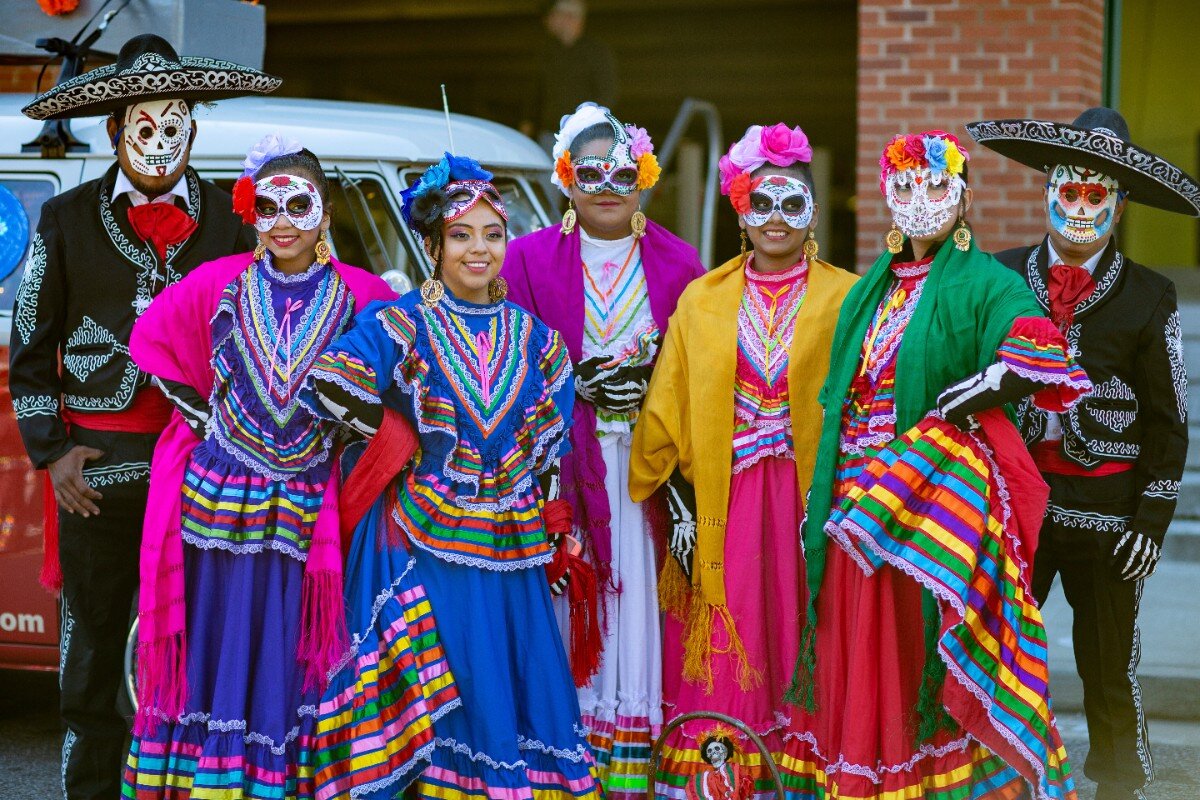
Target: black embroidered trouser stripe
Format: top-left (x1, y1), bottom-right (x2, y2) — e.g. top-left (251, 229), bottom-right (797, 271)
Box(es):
top-left (1032, 475), bottom-right (1151, 794)
top-left (57, 428), bottom-right (155, 800)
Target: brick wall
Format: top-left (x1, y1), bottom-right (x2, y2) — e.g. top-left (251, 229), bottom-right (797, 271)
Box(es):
top-left (857, 0), bottom-right (1105, 270)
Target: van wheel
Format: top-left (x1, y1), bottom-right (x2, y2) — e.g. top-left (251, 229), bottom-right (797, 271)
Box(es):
top-left (124, 617), bottom-right (138, 713)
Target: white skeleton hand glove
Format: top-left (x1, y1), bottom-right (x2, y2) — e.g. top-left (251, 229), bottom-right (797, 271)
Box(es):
top-left (666, 468), bottom-right (697, 580)
top-left (153, 376), bottom-right (211, 437)
top-left (574, 356), bottom-right (651, 414)
top-left (936, 362), bottom-right (1039, 428)
top-left (1111, 530), bottom-right (1161, 581)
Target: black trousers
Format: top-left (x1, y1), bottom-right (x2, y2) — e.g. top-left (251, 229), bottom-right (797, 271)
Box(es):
top-left (57, 428), bottom-right (155, 800)
top-left (1032, 473), bottom-right (1151, 794)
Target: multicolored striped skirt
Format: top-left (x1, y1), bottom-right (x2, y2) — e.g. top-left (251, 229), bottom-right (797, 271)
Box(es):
top-left (310, 496), bottom-right (461, 800)
top-left (123, 543), bottom-right (318, 800)
top-left (816, 413), bottom-right (1076, 800)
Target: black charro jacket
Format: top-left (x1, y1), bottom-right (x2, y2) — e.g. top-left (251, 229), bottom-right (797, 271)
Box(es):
top-left (995, 236), bottom-right (1188, 545)
top-left (8, 164), bottom-right (254, 469)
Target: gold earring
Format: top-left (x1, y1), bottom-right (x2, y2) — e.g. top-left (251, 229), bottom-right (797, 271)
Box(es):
top-left (739, 230), bottom-right (749, 257)
top-left (803, 230), bottom-right (819, 260)
top-left (561, 201), bottom-right (576, 235)
top-left (631, 210), bottom-right (647, 239)
top-left (953, 218), bottom-right (972, 252)
top-left (314, 230), bottom-right (332, 266)
top-left (488, 277), bottom-right (508, 303)
top-left (420, 276), bottom-right (445, 306)
top-left (254, 241), bottom-right (267, 261)
top-left (885, 224), bottom-right (905, 255)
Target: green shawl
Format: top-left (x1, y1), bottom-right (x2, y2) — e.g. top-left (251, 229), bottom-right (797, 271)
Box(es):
top-left (788, 238), bottom-right (1044, 715)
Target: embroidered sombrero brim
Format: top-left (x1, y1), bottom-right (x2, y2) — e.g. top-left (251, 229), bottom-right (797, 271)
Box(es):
top-left (966, 118), bottom-right (1200, 217)
top-left (22, 53), bottom-right (281, 121)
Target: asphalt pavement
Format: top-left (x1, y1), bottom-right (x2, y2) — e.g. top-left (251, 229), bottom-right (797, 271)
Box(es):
top-left (2, 669), bottom-right (1200, 798)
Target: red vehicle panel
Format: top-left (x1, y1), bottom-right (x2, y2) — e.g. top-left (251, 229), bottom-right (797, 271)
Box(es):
top-left (0, 345), bottom-right (59, 670)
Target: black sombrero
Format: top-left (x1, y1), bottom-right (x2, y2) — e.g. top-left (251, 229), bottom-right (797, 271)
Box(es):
top-left (966, 107), bottom-right (1200, 217)
top-left (22, 34), bottom-right (282, 121)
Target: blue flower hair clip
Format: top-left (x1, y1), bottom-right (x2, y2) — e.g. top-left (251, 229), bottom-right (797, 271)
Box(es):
top-left (401, 152), bottom-right (494, 224)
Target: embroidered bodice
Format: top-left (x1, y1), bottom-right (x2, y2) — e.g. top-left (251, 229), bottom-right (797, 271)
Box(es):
top-left (580, 230), bottom-right (659, 435)
top-left (732, 258), bottom-right (808, 472)
top-left (183, 256), bottom-right (353, 560)
top-left (307, 289), bottom-right (574, 570)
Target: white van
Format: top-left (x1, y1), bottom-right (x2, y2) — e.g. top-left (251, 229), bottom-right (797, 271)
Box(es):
top-left (0, 94), bottom-right (555, 672)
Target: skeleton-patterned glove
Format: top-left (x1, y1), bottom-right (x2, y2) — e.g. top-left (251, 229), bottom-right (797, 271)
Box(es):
top-left (154, 377), bottom-right (211, 437)
top-left (936, 362), bottom-right (1040, 428)
top-left (574, 356), bottom-right (652, 414)
top-left (666, 467), bottom-right (697, 580)
top-left (1110, 530), bottom-right (1161, 581)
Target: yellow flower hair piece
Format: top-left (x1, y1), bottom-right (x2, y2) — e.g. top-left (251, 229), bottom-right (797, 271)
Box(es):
top-left (636, 152), bottom-right (661, 191)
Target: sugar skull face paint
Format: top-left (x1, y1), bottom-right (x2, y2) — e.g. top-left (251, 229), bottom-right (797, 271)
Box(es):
top-left (742, 175), bottom-right (813, 230)
top-left (885, 167), bottom-right (964, 239)
top-left (253, 174), bottom-right (324, 233)
top-left (1047, 164), bottom-right (1121, 245)
top-left (122, 99), bottom-right (191, 178)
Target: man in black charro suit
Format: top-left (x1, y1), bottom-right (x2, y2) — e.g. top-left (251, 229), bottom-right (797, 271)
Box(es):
top-left (11, 34), bottom-right (278, 799)
top-left (968, 107), bottom-right (1199, 800)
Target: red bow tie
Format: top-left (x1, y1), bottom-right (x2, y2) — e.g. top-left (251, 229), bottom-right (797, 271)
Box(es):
top-left (127, 202), bottom-right (197, 262)
top-left (1048, 262), bottom-right (1095, 331)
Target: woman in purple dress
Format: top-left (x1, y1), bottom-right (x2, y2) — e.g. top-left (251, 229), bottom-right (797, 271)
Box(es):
top-left (122, 136), bottom-right (406, 799)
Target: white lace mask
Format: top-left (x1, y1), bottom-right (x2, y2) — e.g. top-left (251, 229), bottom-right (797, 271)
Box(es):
top-left (885, 167), bottom-right (964, 239)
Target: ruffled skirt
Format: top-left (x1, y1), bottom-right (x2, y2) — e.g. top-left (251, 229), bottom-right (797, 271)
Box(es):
top-left (123, 546), bottom-right (317, 799)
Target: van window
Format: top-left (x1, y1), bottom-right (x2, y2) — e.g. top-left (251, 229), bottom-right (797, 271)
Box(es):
top-left (210, 174), bottom-right (416, 290)
top-left (398, 169), bottom-right (546, 241)
top-left (0, 178), bottom-right (57, 312)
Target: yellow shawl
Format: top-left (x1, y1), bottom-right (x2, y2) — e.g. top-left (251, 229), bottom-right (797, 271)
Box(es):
top-left (628, 253), bottom-right (857, 688)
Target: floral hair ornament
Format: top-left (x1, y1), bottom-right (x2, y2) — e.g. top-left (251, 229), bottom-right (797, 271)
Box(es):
top-left (399, 152), bottom-right (507, 235)
top-left (232, 132), bottom-right (304, 224)
top-left (550, 101), bottom-right (660, 197)
top-left (720, 123), bottom-right (814, 225)
top-left (879, 130), bottom-right (970, 239)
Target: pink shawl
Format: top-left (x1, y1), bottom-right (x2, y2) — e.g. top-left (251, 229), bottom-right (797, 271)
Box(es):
top-left (129, 252), bottom-right (395, 732)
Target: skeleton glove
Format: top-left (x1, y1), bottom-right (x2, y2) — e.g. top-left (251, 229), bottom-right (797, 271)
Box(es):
top-left (154, 377), bottom-right (211, 438)
top-left (666, 467), bottom-right (698, 580)
top-left (936, 362), bottom-right (1041, 428)
top-left (574, 356), bottom-right (652, 414)
top-left (1110, 530), bottom-right (1161, 582)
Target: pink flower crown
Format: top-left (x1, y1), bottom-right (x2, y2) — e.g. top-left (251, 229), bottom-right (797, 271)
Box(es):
top-left (718, 123), bottom-right (813, 196)
top-left (878, 130), bottom-right (969, 194)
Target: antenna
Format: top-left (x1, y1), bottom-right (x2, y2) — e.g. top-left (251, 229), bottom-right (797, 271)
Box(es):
top-left (440, 84), bottom-right (456, 154)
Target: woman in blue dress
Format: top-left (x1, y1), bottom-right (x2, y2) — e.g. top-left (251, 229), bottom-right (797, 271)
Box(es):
top-left (305, 154), bottom-right (601, 800)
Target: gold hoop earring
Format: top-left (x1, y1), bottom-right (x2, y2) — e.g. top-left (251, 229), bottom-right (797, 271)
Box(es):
top-left (803, 230), bottom-right (819, 260)
top-left (952, 218), bottom-right (972, 252)
top-left (561, 201), bottom-right (576, 236)
top-left (488, 277), bottom-right (509, 303)
top-left (631, 210), bottom-right (647, 239)
top-left (314, 230), bottom-right (332, 266)
top-left (885, 224), bottom-right (905, 255)
top-left (739, 230), bottom-right (749, 257)
top-left (254, 241), bottom-right (267, 261)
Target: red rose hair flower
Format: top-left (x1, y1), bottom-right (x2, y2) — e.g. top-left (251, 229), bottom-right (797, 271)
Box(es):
top-left (729, 174), bottom-right (763, 215)
top-left (232, 176), bottom-right (257, 224)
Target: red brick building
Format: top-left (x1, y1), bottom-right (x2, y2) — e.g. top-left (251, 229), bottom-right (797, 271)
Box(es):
top-left (6, 0), bottom-right (1197, 269)
top-left (857, 0), bottom-right (1106, 267)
